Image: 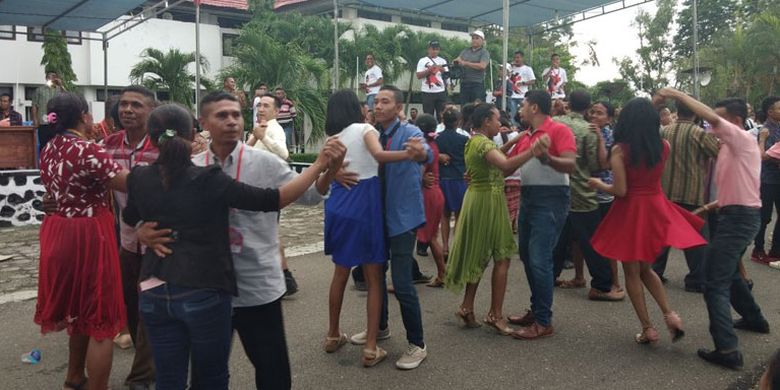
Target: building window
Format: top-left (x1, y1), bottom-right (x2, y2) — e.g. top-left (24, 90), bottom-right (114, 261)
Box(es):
top-left (357, 9), bottom-right (391, 22)
top-left (401, 16), bottom-right (431, 28)
top-left (24, 87), bottom-right (38, 101)
top-left (0, 25), bottom-right (15, 40)
top-left (218, 17), bottom-right (246, 29)
top-left (96, 89), bottom-right (123, 102)
top-left (27, 27), bottom-right (82, 45)
top-left (441, 23), bottom-right (469, 32)
top-left (222, 33), bottom-right (239, 57)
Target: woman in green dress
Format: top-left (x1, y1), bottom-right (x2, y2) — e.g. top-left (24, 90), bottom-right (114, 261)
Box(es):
top-left (444, 103), bottom-right (536, 336)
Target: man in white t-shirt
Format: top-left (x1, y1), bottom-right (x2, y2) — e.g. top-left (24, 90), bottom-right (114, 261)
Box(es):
top-left (510, 50), bottom-right (535, 125)
top-left (361, 54), bottom-right (383, 110)
top-left (542, 53), bottom-right (568, 100)
top-left (416, 40), bottom-right (449, 121)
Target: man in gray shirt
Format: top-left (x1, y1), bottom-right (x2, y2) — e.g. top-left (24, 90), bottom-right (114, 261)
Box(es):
top-left (455, 30), bottom-right (490, 105)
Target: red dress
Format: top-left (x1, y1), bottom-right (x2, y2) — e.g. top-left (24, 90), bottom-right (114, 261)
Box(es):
top-left (417, 141), bottom-right (445, 244)
top-left (35, 133), bottom-right (127, 340)
top-left (591, 142), bottom-right (706, 262)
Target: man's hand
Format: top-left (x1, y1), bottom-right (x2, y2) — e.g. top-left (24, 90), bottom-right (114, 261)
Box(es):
top-left (136, 222), bottom-right (174, 258)
top-left (532, 134), bottom-right (550, 158)
top-left (333, 161), bottom-right (359, 190)
top-left (323, 137), bottom-right (347, 171)
top-left (463, 172), bottom-right (471, 186)
top-left (405, 137), bottom-right (427, 161)
top-left (42, 193), bottom-right (57, 215)
top-left (0, 118), bottom-right (10, 127)
top-left (422, 172), bottom-right (434, 188)
top-left (587, 177), bottom-right (605, 190)
top-left (439, 153), bottom-right (451, 165)
top-left (253, 121), bottom-right (268, 141)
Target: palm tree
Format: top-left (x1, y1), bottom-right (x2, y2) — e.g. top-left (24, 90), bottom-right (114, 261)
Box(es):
top-left (223, 20), bottom-right (329, 144)
top-left (129, 48), bottom-right (210, 108)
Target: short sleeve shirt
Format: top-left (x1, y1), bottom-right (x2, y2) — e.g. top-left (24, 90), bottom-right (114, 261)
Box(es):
top-left (543, 67), bottom-right (568, 99)
top-left (511, 116), bottom-right (576, 186)
top-left (416, 56), bottom-right (448, 94)
top-left (510, 65), bottom-right (536, 99)
top-left (40, 134), bottom-right (123, 217)
top-left (459, 46), bottom-right (490, 84)
top-left (365, 65), bottom-right (383, 95)
top-left (465, 135), bottom-right (503, 191)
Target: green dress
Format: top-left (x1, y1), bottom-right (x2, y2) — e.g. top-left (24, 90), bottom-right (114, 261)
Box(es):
top-left (444, 134), bottom-right (517, 292)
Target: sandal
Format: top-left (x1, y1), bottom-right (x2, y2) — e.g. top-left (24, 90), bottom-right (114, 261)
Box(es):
top-left (63, 378), bottom-right (88, 390)
top-left (426, 278), bottom-right (445, 288)
top-left (634, 326), bottom-right (659, 344)
top-left (557, 279), bottom-right (586, 289)
top-left (484, 313), bottom-right (514, 336)
top-left (664, 311), bottom-right (685, 342)
top-left (362, 346), bottom-right (388, 367)
top-left (323, 333), bottom-right (348, 353)
top-left (455, 307), bottom-right (481, 328)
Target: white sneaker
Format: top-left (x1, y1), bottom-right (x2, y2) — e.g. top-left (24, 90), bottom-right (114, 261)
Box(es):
top-left (349, 328), bottom-right (391, 345)
top-left (395, 343), bottom-right (427, 370)
top-left (770, 261), bottom-right (780, 270)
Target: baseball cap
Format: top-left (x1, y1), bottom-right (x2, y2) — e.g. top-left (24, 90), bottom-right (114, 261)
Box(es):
top-left (471, 30), bottom-right (485, 40)
top-left (428, 40), bottom-right (440, 49)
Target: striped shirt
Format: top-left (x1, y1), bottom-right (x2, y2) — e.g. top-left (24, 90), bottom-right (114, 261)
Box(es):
top-left (660, 121), bottom-right (719, 206)
top-left (277, 98), bottom-right (296, 125)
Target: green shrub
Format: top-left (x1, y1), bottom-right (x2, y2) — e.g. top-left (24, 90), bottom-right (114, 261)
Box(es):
top-left (289, 153), bottom-right (318, 163)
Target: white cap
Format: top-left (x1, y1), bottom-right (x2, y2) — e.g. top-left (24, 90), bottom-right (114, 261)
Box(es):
top-left (471, 30), bottom-right (485, 40)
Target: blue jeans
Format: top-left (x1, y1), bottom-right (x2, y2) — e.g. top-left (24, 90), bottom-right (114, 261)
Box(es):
top-left (140, 285), bottom-right (233, 390)
top-left (509, 98), bottom-right (522, 125)
top-left (518, 186), bottom-right (570, 327)
top-left (366, 94), bottom-right (377, 110)
top-left (703, 206), bottom-right (766, 351)
top-left (380, 230), bottom-right (424, 347)
top-left (459, 82), bottom-right (484, 105)
top-left (281, 123), bottom-right (294, 151)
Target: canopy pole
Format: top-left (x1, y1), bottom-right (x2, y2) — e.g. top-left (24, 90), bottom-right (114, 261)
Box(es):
top-left (501, 0), bottom-right (509, 112)
top-left (102, 32), bottom-right (108, 104)
top-left (333, 0), bottom-right (339, 92)
top-left (195, 0), bottom-right (201, 115)
top-left (692, 0), bottom-right (699, 99)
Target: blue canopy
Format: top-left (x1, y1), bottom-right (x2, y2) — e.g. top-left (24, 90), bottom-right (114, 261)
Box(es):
top-left (353, 0), bottom-right (630, 28)
top-left (0, 0), bottom-right (146, 32)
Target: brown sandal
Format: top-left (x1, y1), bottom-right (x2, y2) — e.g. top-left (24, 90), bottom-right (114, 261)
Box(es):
top-left (362, 346), bottom-right (388, 367)
top-left (484, 313), bottom-right (514, 336)
top-left (323, 333), bottom-right (348, 353)
top-left (455, 307), bottom-right (481, 328)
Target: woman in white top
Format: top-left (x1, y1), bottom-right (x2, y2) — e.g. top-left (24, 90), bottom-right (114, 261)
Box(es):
top-left (322, 90), bottom-right (420, 367)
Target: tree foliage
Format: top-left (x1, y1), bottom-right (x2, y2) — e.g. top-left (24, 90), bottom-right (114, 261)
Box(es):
top-left (40, 30), bottom-right (77, 90)
top-left (672, 0), bottom-right (739, 58)
top-left (129, 48), bottom-right (210, 108)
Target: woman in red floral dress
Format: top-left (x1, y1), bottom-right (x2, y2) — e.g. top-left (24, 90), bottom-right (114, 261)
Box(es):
top-left (35, 92), bottom-right (128, 390)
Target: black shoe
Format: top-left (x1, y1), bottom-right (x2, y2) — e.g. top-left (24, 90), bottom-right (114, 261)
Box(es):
top-left (746, 279), bottom-right (754, 291)
top-left (658, 275), bottom-right (669, 284)
top-left (416, 241), bottom-right (429, 257)
top-left (684, 284), bottom-right (703, 293)
top-left (733, 317), bottom-right (770, 334)
top-left (354, 281), bottom-right (367, 291)
top-left (413, 273), bottom-right (432, 284)
top-left (697, 348), bottom-right (743, 370)
top-left (284, 270), bottom-right (299, 296)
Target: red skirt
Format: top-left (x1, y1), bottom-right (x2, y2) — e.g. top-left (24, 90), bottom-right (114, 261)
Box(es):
top-left (417, 186), bottom-right (445, 244)
top-left (591, 193), bottom-right (706, 262)
top-left (504, 179), bottom-right (521, 225)
top-left (34, 208), bottom-right (126, 340)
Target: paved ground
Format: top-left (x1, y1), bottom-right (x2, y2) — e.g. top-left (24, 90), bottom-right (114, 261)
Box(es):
top-left (0, 205), bottom-right (778, 389)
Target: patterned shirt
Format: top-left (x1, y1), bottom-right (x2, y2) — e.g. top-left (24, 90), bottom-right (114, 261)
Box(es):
top-left (277, 98), bottom-right (296, 125)
top-left (660, 121), bottom-right (720, 206)
top-left (39, 134), bottom-right (123, 218)
top-left (555, 112), bottom-right (600, 212)
top-left (596, 126), bottom-right (615, 203)
top-left (1, 109), bottom-right (22, 126)
top-left (32, 86), bottom-right (63, 123)
top-left (102, 131), bottom-right (160, 253)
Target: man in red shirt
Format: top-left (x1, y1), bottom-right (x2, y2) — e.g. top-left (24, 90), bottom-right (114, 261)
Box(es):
top-left (507, 90), bottom-right (576, 340)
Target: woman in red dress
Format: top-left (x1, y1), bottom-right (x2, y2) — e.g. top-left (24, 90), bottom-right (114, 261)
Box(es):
top-left (35, 92), bottom-right (128, 390)
top-left (588, 98), bottom-right (706, 344)
top-left (415, 114), bottom-right (446, 287)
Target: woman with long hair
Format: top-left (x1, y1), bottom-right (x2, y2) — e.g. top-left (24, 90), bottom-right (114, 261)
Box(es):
top-left (589, 98), bottom-right (705, 344)
top-left (122, 103), bottom-right (337, 389)
top-left (36, 92), bottom-right (129, 390)
top-left (444, 103), bottom-right (530, 335)
top-left (321, 90), bottom-right (422, 366)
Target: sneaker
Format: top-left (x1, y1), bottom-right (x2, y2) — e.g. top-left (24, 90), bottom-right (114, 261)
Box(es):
top-left (395, 343), bottom-right (427, 370)
top-left (697, 348), bottom-right (743, 370)
top-left (751, 249), bottom-right (770, 265)
top-left (350, 328), bottom-right (391, 345)
top-left (413, 273), bottom-right (432, 284)
top-left (284, 270), bottom-right (299, 296)
top-left (354, 280), bottom-right (367, 291)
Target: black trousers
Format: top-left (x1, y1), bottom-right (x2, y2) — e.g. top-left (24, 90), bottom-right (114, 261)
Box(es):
top-left (754, 182), bottom-right (780, 253)
top-left (422, 91), bottom-right (447, 120)
top-left (233, 298), bottom-right (291, 390)
top-left (652, 202), bottom-right (707, 288)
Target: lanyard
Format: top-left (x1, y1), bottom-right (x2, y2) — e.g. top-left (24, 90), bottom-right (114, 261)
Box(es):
top-left (120, 133), bottom-right (152, 168)
top-left (206, 144), bottom-right (245, 182)
top-left (382, 122), bottom-right (402, 151)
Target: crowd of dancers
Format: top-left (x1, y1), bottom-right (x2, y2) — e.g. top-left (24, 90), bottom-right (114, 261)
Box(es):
top-left (32, 81), bottom-right (779, 390)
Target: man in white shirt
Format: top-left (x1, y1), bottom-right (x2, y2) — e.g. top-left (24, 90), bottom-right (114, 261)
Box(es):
top-left (416, 40), bottom-right (449, 121)
top-left (510, 50), bottom-right (535, 125)
top-left (247, 94), bottom-right (289, 161)
top-left (362, 54), bottom-right (384, 110)
top-left (542, 53), bottom-right (567, 100)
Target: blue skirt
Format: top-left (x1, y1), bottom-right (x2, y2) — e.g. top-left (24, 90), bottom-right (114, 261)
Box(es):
top-left (440, 179), bottom-right (467, 213)
top-left (324, 177), bottom-right (387, 267)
